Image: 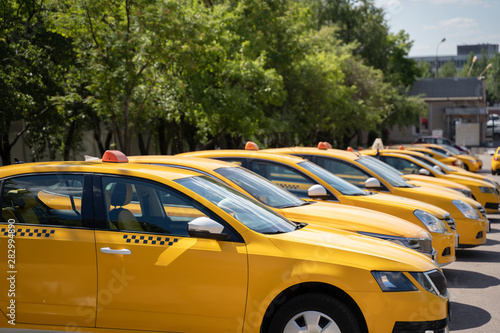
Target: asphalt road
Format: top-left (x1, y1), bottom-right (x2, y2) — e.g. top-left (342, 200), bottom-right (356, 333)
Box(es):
top-left (445, 149), bottom-right (500, 332)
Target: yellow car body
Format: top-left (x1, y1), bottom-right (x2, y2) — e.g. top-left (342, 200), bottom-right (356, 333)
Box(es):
top-left (0, 152), bottom-right (450, 333)
top-left (385, 148), bottom-right (500, 213)
top-left (405, 146), bottom-right (462, 168)
top-left (362, 150), bottom-right (499, 214)
top-left (413, 143), bottom-right (482, 172)
top-left (492, 147), bottom-right (500, 175)
top-left (127, 155), bottom-right (438, 261)
top-left (178, 151), bottom-right (457, 265)
top-left (258, 147), bottom-right (488, 248)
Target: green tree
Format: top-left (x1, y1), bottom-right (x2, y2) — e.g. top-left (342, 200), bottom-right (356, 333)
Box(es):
top-left (0, 0), bottom-right (71, 165)
top-left (486, 53), bottom-right (500, 104)
top-left (439, 61), bottom-right (457, 78)
top-left (416, 60), bottom-right (433, 79)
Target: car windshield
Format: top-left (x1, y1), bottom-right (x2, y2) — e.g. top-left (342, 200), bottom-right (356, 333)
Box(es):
top-left (176, 175), bottom-right (297, 234)
top-left (412, 154), bottom-right (454, 173)
top-left (410, 156), bottom-right (445, 175)
top-left (298, 161), bottom-right (368, 196)
top-left (215, 166), bottom-right (306, 208)
top-left (356, 156), bottom-right (413, 188)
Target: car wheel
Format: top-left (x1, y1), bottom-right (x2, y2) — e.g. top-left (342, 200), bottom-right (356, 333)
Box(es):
top-left (268, 293), bottom-right (362, 333)
top-left (492, 169), bottom-right (497, 175)
top-left (463, 164), bottom-right (469, 171)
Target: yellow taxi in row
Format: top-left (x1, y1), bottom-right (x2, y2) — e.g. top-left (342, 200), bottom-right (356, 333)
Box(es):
top-left (0, 151), bottom-right (450, 333)
top-left (387, 148), bottom-right (500, 212)
top-left (404, 146), bottom-right (463, 168)
top-left (362, 149), bottom-right (499, 215)
top-left (126, 155), bottom-right (438, 261)
top-left (179, 150), bottom-right (457, 265)
top-left (259, 146), bottom-right (489, 248)
top-left (413, 143), bottom-right (482, 172)
top-left (491, 147), bottom-right (500, 175)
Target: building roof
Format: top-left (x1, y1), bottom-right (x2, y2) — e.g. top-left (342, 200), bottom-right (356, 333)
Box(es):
top-left (408, 78), bottom-right (483, 100)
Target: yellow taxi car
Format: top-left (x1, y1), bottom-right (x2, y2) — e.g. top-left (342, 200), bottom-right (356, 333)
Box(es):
top-left (388, 148), bottom-right (500, 208)
top-left (0, 151), bottom-right (450, 333)
top-left (491, 147), bottom-right (500, 175)
top-left (404, 146), bottom-right (463, 168)
top-left (362, 149), bottom-right (500, 214)
top-left (257, 146), bottom-right (489, 248)
top-left (127, 155), bottom-right (441, 262)
top-left (177, 151), bottom-right (458, 265)
top-left (413, 143), bottom-right (482, 172)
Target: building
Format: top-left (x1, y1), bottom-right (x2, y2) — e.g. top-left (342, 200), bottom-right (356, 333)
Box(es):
top-left (412, 43), bottom-right (498, 74)
top-left (389, 77), bottom-right (488, 146)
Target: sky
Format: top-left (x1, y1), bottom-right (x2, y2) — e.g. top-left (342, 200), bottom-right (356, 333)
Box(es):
top-left (373, 0), bottom-right (500, 57)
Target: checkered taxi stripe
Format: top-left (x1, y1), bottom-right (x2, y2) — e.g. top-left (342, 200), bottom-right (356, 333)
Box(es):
top-left (123, 234), bottom-right (179, 246)
top-left (1, 228), bottom-right (55, 238)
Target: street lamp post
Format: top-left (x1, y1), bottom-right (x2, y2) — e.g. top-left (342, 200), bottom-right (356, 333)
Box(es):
top-left (435, 38), bottom-right (446, 79)
top-left (467, 56), bottom-right (478, 77)
top-left (478, 64), bottom-right (493, 79)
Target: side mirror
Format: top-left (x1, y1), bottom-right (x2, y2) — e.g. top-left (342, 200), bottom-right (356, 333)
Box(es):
top-left (419, 168), bottom-right (431, 176)
top-left (433, 165), bottom-right (442, 172)
top-left (308, 184), bottom-right (330, 199)
top-left (365, 177), bottom-right (382, 189)
top-left (188, 217), bottom-right (230, 241)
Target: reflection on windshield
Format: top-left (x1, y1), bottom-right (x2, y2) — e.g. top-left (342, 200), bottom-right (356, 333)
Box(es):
top-left (215, 167), bottom-right (305, 208)
top-left (176, 176), bottom-right (296, 234)
top-left (298, 161), bottom-right (368, 196)
top-left (412, 155), bottom-right (453, 173)
top-left (357, 156), bottom-right (413, 188)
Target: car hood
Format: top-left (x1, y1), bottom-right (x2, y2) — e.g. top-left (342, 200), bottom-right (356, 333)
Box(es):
top-left (279, 201), bottom-right (430, 239)
top-left (344, 191), bottom-right (449, 219)
top-left (402, 174), bottom-right (470, 192)
top-left (268, 224), bottom-right (437, 272)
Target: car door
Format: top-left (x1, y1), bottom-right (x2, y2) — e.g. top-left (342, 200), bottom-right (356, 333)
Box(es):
top-left (0, 174), bottom-right (97, 328)
top-left (94, 175), bottom-right (248, 332)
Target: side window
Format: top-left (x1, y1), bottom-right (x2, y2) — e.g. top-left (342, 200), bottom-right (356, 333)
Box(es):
top-left (382, 156), bottom-right (420, 174)
top-left (314, 157), bottom-right (369, 188)
top-left (1, 175), bottom-right (85, 227)
top-left (102, 177), bottom-right (209, 236)
top-left (249, 161), bottom-right (316, 198)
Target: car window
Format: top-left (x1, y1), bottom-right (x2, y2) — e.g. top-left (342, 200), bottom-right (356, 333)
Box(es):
top-left (249, 161), bottom-right (318, 199)
top-left (382, 156), bottom-right (421, 174)
top-left (176, 175), bottom-right (296, 234)
top-left (214, 167), bottom-right (306, 208)
top-left (313, 156), bottom-right (372, 189)
top-left (1, 174), bottom-right (85, 227)
top-left (102, 176), bottom-right (215, 237)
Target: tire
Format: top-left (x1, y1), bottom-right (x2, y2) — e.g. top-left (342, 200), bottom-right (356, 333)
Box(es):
top-left (268, 293), bottom-right (362, 333)
top-left (463, 164), bottom-right (469, 171)
top-left (492, 169), bottom-right (497, 175)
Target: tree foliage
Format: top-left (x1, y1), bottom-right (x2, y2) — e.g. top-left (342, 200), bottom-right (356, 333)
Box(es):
top-left (2, 0), bottom-right (434, 164)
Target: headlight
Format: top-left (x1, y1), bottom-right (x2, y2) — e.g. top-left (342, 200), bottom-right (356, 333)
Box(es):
top-left (479, 186), bottom-right (494, 194)
top-left (372, 271), bottom-right (417, 292)
top-left (358, 231), bottom-right (433, 256)
top-left (453, 200), bottom-right (479, 219)
top-left (414, 210), bottom-right (449, 233)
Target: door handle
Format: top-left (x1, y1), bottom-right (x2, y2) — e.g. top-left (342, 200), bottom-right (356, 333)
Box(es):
top-left (100, 247), bottom-right (131, 255)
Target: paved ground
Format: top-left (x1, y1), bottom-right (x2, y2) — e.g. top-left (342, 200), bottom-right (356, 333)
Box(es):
top-left (445, 149), bottom-right (500, 332)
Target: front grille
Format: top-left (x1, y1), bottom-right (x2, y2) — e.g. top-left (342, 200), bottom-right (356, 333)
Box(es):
top-left (393, 318), bottom-right (448, 332)
top-left (443, 215), bottom-right (456, 230)
top-left (427, 270), bottom-right (448, 297)
top-left (485, 202), bottom-right (499, 210)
